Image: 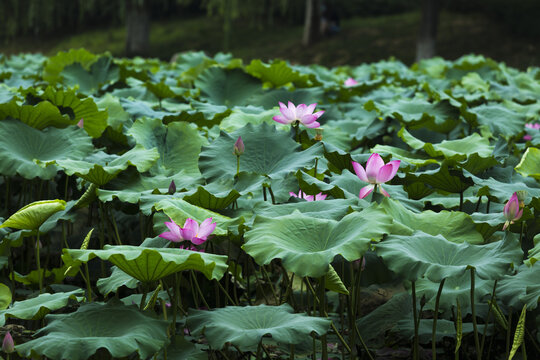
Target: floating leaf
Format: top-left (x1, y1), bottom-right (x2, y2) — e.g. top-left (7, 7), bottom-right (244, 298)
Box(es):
top-left (64, 245), bottom-right (228, 282)
top-left (16, 301), bottom-right (169, 360)
top-left (243, 204), bottom-right (392, 278)
top-left (1, 200), bottom-right (66, 230)
top-left (187, 304), bottom-right (330, 351)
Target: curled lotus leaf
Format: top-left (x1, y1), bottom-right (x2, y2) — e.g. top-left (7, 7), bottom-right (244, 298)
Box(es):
top-left (375, 231), bottom-right (522, 282)
top-left (187, 304), bottom-right (331, 351)
top-left (0, 290), bottom-right (84, 326)
top-left (16, 301), bottom-right (169, 360)
top-left (1, 200), bottom-right (67, 230)
top-left (64, 245), bottom-right (228, 282)
top-left (498, 264), bottom-right (540, 310)
top-left (515, 147), bottom-right (540, 180)
top-left (243, 204), bottom-right (392, 278)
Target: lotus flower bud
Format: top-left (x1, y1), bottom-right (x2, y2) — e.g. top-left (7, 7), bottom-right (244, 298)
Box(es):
top-left (168, 180), bottom-right (176, 195)
top-left (233, 136), bottom-right (244, 156)
top-left (77, 118), bottom-right (84, 128)
top-left (2, 331), bottom-right (14, 353)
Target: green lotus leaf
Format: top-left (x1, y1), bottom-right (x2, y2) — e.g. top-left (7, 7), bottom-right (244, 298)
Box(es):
top-left (245, 59), bottom-right (312, 88)
top-left (0, 290), bottom-right (84, 326)
top-left (16, 301), bottom-right (169, 360)
top-left (515, 147), bottom-right (540, 180)
top-left (325, 265), bottom-right (348, 295)
top-left (0, 100), bottom-right (72, 130)
top-left (395, 318), bottom-right (476, 344)
top-left (195, 67), bottom-right (262, 107)
top-left (43, 48), bottom-right (97, 83)
top-left (461, 72), bottom-right (489, 92)
top-left (157, 336), bottom-right (206, 360)
top-left (39, 87), bottom-right (108, 138)
top-left (61, 56), bottom-right (119, 95)
top-left (243, 204), bottom-right (392, 278)
top-left (323, 142), bottom-right (354, 174)
top-left (52, 145), bottom-right (160, 186)
top-left (375, 231), bottom-right (522, 282)
top-left (0, 283), bottom-right (11, 310)
top-left (199, 123), bottom-right (323, 182)
top-left (404, 162), bottom-right (474, 193)
top-left (379, 198), bottom-right (483, 244)
top-left (0, 119), bottom-right (94, 179)
top-left (95, 93), bottom-right (130, 132)
top-left (382, 98), bottom-right (460, 132)
top-left (162, 100), bottom-right (232, 128)
top-left (219, 108), bottom-right (277, 133)
top-left (525, 233), bottom-right (540, 266)
top-left (120, 98), bottom-right (170, 120)
top-left (64, 245), bottom-right (228, 282)
top-left (466, 104), bottom-right (526, 138)
top-left (295, 170), bottom-right (346, 199)
top-left (1, 200), bottom-right (66, 230)
top-left (467, 167), bottom-right (540, 202)
top-left (469, 212), bottom-right (506, 240)
top-left (249, 87), bottom-right (324, 109)
top-left (156, 197), bottom-right (235, 235)
top-left (144, 80), bottom-right (178, 100)
top-left (254, 198), bottom-right (357, 221)
top-left (97, 266), bottom-right (139, 295)
top-left (128, 117), bottom-right (205, 177)
top-left (398, 128), bottom-right (494, 162)
top-left (371, 144), bottom-right (439, 169)
top-left (498, 264), bottom-right (540, 310)
top-left (183, 180), bottom-right (240, 210)
top-left (414, 271), bottom-right (494, 315)
top-left (187, 304), bottom-right (331, 351)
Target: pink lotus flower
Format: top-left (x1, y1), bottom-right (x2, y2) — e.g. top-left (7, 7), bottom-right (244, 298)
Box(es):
top-left (272, 101), bottom-right (324, 128)
top-left (344, 77), bottom-right (358, 87)
top-left (159, 218), bottom-right (183, 243)
top-left (2, 331), bottom-right (14, 353)
top-left (159, 217), bottom-right (216, 246)
top-left (289, 190), bottom-right (327, 201)
top-left (352, 153), bottom-right (400, 199)
top-left (77, 118), bottom-right (84, 128)
top-left (503, 192), bottom-right (523, 230)
top-left (180, 218), bottom-right (216, 245)
top-left (233, 136), bottom-right (244, 156)
top-left (523, 123), bottom-right (539, 141)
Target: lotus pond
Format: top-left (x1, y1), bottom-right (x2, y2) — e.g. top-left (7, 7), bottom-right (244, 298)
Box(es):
top-left (0, 49), bottom-right (539, 359)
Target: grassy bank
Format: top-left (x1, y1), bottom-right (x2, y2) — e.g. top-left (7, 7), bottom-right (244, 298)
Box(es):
top-left (2, 10), bottom-right (538, 69)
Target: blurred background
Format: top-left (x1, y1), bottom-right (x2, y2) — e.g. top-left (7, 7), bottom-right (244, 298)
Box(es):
top-left (1, 0), bottom-right (539, 69)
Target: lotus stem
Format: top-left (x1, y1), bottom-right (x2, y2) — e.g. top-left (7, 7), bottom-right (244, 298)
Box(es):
top-left (4, 176), bottom-right (9, 213)
top-left (294, 123), bottom-right (300, 142)
top-left (470, 267), bottom-right (481, 360)
top-left (109, 205), bottom-right (123, 245)
top-left (215, 279), bottom-right (237, 306)
top-left (191, 270), bottom-right (210, 309)
top-left (318, 276), bottom-right (328, 360)
top-left (236, 155), bottom-right (240, 177)
top-left (172, 274), bottom-right (179, 335)
top-left (519, 222), bottom-right (525, 248)
top-left (289, 344), bottom-right (294, 360)
top-left (459, 191), bottom-right (464, 211)
top-left (475, 195), bottom-right (482, 212)
top-left (432, 278), bottom-right (446, 359)
top-left (84, 263), bottom-right (93, 302)
top-left (480, 280), bottom-right (498, 355)
top-left (506, 311), bottom-right (513, 358)
top-left (412, 280), bottom-right (419, 360)
top-left (35, 233), bottom-right (43, 293)
top-left (262, 185), bottom-right (267, 201)
top-left (314, 157), bottom-right (318, 177)
top-left (267, 186), bottom-right (276, 204)
top-left (256, 340), bottom-right (263, 360)
top-left (486, 198), bottom-right (491, 213)
top-left (140, 283), bottom-right (149, 310)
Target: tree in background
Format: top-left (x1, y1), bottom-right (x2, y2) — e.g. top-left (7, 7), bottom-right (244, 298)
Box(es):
top-left (125, 0), bottom-right (150, 56)
top-left (302, 0), bottom-right (321, 46)
top-left (416, 0), bottom-right (439, 61)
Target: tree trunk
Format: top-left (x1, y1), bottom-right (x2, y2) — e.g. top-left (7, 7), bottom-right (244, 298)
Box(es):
top-left (302, 0), bottom-right (321, 46)
top-left (416, 0), bottom-right (439, 61)
top-left (125, 0), bottom-right (150, 57)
